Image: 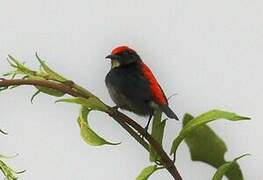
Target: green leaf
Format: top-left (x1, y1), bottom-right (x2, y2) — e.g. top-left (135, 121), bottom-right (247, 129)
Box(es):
top-left (35, 87), bottom-right (65, 97)
top-left (35, 53), bottom-right (67, 82)
top-left (149, 111), bottom-right (166, 162)
top-left (77, 106), bottom-right (120, 146)
top-left (170, 109), bottom-right (250, 155)
top-left (136, 165), bottom-right (158, 180)
top-left (7, 55), bottom-right (37, 76)
top-left (56, 97), bottom-right (108, 112)
top-left (0, 159), bottom-right (25, 180)
top-left (183, 113), bottom-right (247, 180)
top-left (183, 113), bottom-right (227, 167)
top-left (27, 76), bottom-right (65, 99)
top-left (212, 154), bottom-right (250, 180)
top-left (3, 70), bottom-right (24, 79)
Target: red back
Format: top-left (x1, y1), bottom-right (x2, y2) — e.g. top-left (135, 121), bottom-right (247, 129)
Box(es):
top-left (140, 62), bottom-right (168, 105)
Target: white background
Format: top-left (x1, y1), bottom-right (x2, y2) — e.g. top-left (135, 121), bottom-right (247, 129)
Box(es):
top-left (0, 0), bottom-right (262, 179)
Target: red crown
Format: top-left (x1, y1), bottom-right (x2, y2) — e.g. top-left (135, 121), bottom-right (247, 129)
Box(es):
top-left (111, 46), bottom-right (135, 55)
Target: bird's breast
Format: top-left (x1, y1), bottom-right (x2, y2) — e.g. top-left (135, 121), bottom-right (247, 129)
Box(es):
top-left (105, 65), bottom-right (153, 115)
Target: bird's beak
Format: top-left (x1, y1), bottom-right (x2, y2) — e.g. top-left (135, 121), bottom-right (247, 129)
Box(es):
top-left (105, 54), bottom-right (119, 60)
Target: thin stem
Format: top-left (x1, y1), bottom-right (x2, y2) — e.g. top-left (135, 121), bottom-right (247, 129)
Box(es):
top-left (0, 78), bottom-right (182, 180)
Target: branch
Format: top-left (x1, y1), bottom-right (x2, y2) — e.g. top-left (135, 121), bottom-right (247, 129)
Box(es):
top-left (0, 78), bottom-right (182, 180)
top-left (0, 79), bottom-right (79, 97)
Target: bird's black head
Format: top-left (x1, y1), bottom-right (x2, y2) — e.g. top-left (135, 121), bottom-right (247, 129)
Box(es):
top-left (105, 46), bottom-right (141, 68)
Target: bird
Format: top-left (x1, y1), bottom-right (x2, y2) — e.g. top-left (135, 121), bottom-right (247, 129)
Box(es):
top-left (105, 46), bottom-right (179, 130)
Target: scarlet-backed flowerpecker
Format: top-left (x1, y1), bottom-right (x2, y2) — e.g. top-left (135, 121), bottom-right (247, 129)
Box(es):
top-left (105, 46), bottom-right (178, 130)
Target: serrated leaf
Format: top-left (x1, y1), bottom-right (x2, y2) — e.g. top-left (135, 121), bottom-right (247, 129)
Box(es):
top-left (35, 53), bottom-right (67, 82)
top-left (149, 111), bottom-right (166, 162)
top-left (212, 154), bottom-right (249, 180)
top-left (136, 165), bottom-right (158, 180)
top-left (77, 106), bottom-right (120, 146)
top-left (170, 109), bottom-right (250, 155)
top-left (183, 113), bottom-right (247, 180)
top-left (56, 97), bottom-right (108, 112)
top-left (0, 159), bottom-right (25, 180)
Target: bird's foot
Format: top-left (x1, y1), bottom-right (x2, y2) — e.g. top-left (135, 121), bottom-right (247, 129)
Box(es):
top-left (138, 114), bottom-right (153, 138)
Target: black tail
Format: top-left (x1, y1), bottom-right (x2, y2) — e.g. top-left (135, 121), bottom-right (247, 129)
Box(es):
top-left (160, 105), bottom-right (179, 120)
